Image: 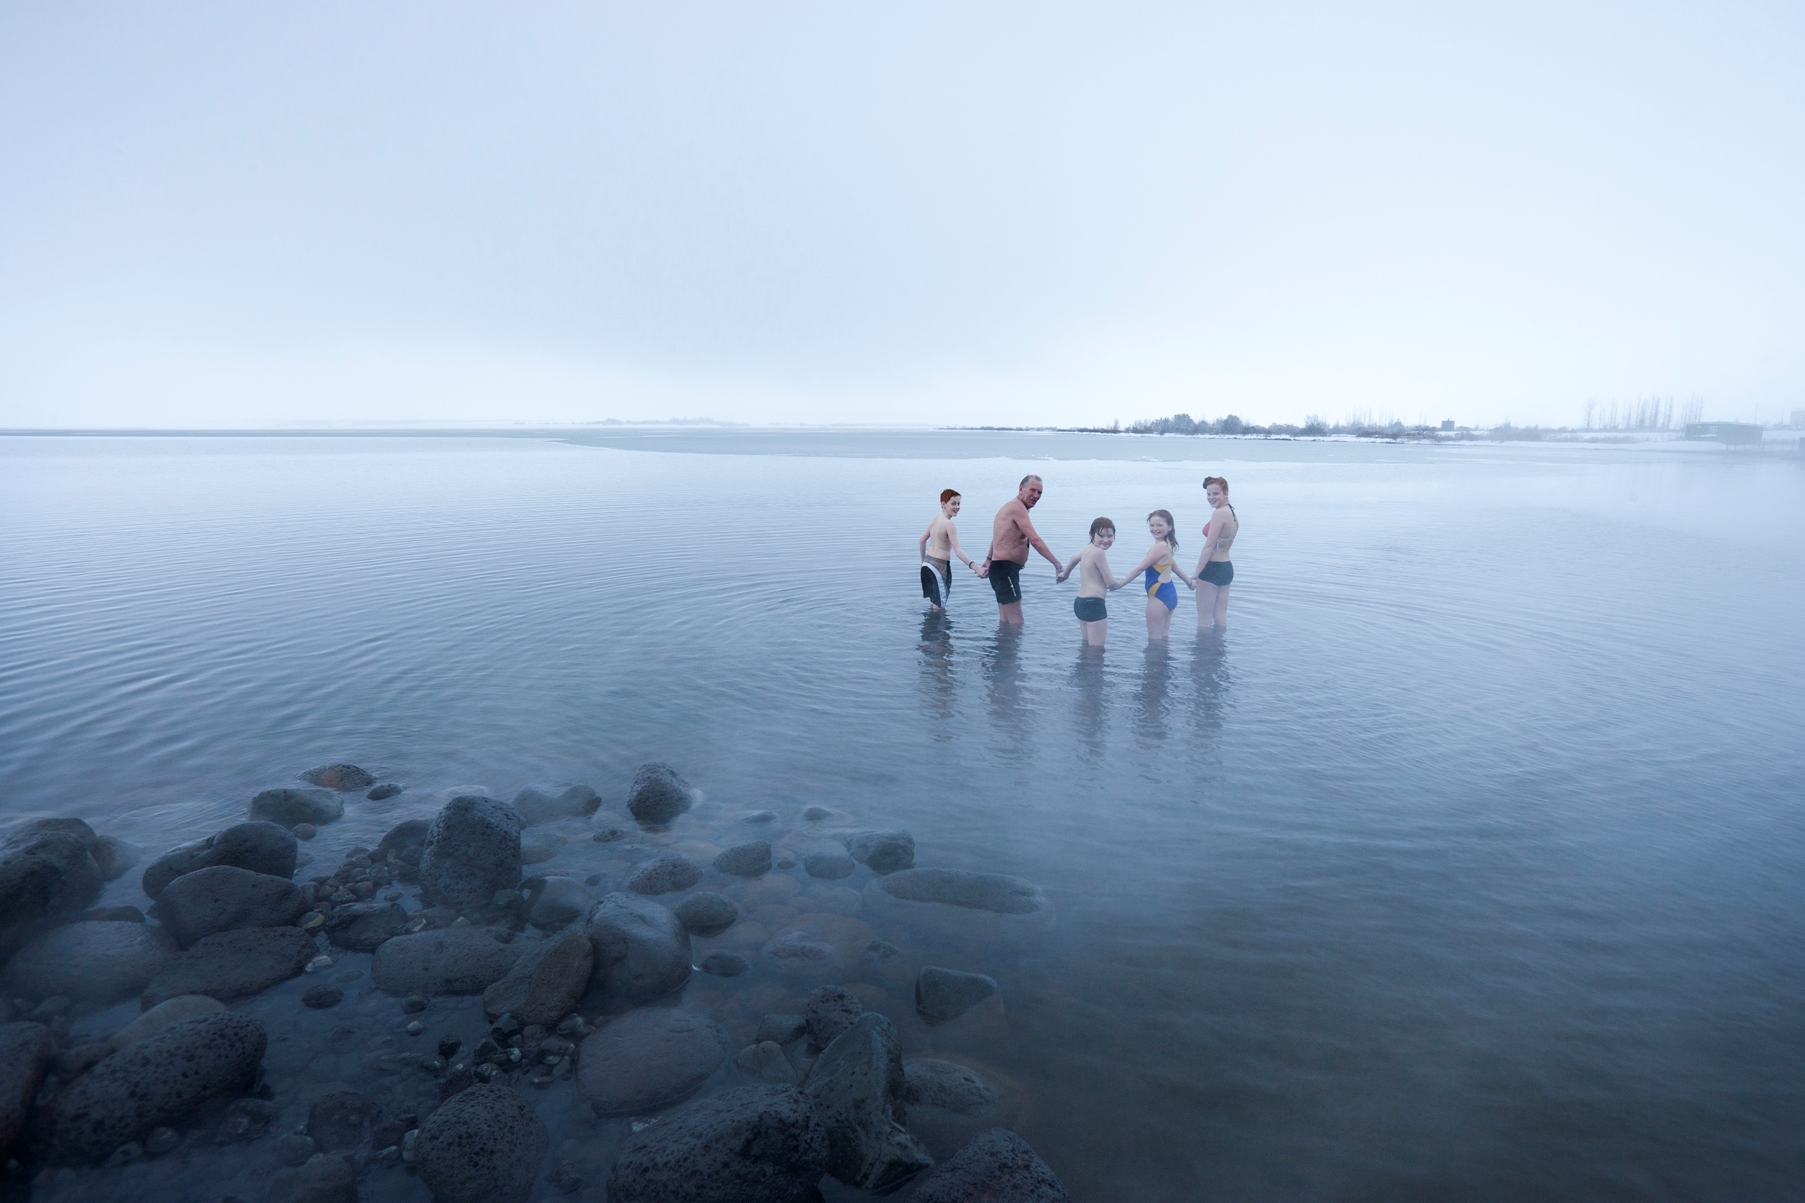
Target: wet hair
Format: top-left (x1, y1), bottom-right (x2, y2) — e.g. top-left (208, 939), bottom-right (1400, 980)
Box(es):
top-left (1148, 509), bottom-right (1178, 549)
top-left (1019, 474), bottom-right (1043, 489)
top-left (1203, 475), bottom-right (1230, 496)
top-left (1089, 517), bottom-right (1115, 539)
top-left (939, 489), bottom-right (960, 505)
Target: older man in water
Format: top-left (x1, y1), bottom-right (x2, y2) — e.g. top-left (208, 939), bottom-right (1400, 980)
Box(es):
top-left (978, 474), bottom-right (1062, 623)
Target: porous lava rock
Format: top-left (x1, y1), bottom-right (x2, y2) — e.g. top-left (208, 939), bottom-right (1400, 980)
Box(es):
top-left (582, 893), bottom-right (691, 1012)
top-left (607, 1085), bottom-right (826, 1203)
top-left (908, 1128), bottom-right (1072, 1203)
top-left (803, 1012), bottom-right (932, 1192)
top-left (627, 854), bottom-right (702, 896)
top-left (482, 928), bottom-right (593, 1026)
top-left (141, 925), bottom-right (317, 1006)
top-left (627, 763), bottom-right (694, 825)
top-left (712, 841), bottom-right (772, 877)
top-left (418, 795), bottom-right (522, 911)
top-left (140, 821), bottom-right (297, 900)
top-left (301, 764), bottom-right (374, 792)
top-left (804, 984), bottom-right (864, 1052)
top-left (371, 927), bottom-right (523, 997)
top-left (249, 788), bottom-right (343, 829)
top-left (576, 1007), bottom-right (730, 1116)
top-left (6, 921), bottom-right (175, 1003)
top-left (0, 821), bottom-right (105, 959)
top-left (414, 1083), bottom-right (547, 1203)
top-left (0, 1023), bottom-right (54, 1156)
top-left (108, 995), bottom-right (224, 1050)
top-left (323, 901), bottom-right (408, 952)
top-left (366, 782), bottom-right (402, 801)
top-left (149, 864), bottom-right (305, 947)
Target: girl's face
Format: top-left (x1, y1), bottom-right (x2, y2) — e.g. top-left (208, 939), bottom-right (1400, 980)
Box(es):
top-left (1206, 484), bottom-right (1227, 508)
top-left (943, 497), bottom-right (962, 517)
top-left (1148, 516), bottom-right (1170, 541)
top-left (1093, 530), bottom-right (1116, 549)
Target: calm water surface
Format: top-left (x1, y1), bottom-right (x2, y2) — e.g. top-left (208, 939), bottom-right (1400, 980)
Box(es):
top-left (2, 431), bottom-right (1803, 1201)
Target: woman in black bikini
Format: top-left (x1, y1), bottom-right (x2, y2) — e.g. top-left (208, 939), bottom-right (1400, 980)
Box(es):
top-left (1191, 476), bottom-right (1237, 630)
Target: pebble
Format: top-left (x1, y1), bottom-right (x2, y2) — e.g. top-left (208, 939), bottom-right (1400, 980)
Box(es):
top-left (739, 810), bottom-right (778, 824)
top-left (801, 806), bottom-right (835, 821)
top-left (876, 868), bottom-right (1050, 914)
top-left (592, 826), bottom-right (627, 843)
top-left (292, 823), bottom-right (317, 841)
top-left (401, 994), bottom-right (429, 1013)
top-left (301, 763), bottom-right (375, 792)
top-left (249, 788), bottom-right (344, 829)
top-left (804, 852), bottom-right (856, 880)
top-left (302, 984), bottom-right (344, 1010)
top-left (842, 829), bottom-right (916, 874)
top-left (511, 784), bottom-right (600, 826)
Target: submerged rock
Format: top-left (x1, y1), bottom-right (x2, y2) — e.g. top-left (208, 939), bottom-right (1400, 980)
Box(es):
top-left (576, 1007), bottom-right (730, 1116)
top-left (713, 841), bottom-right (772, 877)
top-left (804, 851), bottom-right (856, 880)
top-left (301, 764), bottom-right (375, 792)
top-left (149, 864), bottom-right (306, 947)
top-left (108, 995), bottom-right (225, 1050)
top-left (525, 876), bottom-right (590, 930)
top-left (512, 783), bottom-right (601, 826)
top-left (803, 1012), bottom-right (933, 1192)
top-left (699, 951), bottom-right (749, 977)
top-left (141, 925), bottom-right (318, 1006)
top-left (371, 927), bottom-right (523, 996)
top-left (0, 821), bottom-right (105, 959)
top-left (414, 1083), bottom-right (547, 1203)
top-left (6, 921), bottom-right (175, 1003)
top-left (607, 1085), bottom-right (826, 1203)
top-left (268, 1151), bottom-right (358, 1203)
top-left (842, 830), bottom-right (915, 874)
top-left (739, 810), bottom-right (778, 824)
top-left (301, 984), bottom-right (343, 1010)
top-left (627, 854), bottom-right (702, 896)
top-left (732, 1041), bottom-right (798, 1085)
top-left (583, 894), bottom-right (692, 1012)
top-left (366, 782), bottom-right (402, 801)
top-left (306, 1090), bottom-right (383, 1152)
top-left (250, 788), bottom-right (344, 828)
top-left (418, 795), bottom-right (523, 911)
top-left (482, 928), bottom-right (593, 1026)
top-left (909, 1128), bottom-right (1072, 1203)
top-left (671, 891), bottom-right (738, 937)
top-left (35, 1012), bottom-right (266, 1164)
top-left (756, 1014), bottom-right (807, 1047)
top-left (760, 912), bottom-right (881, 983)
top-left (374, 817), bottom-right (431, 862)
top-left (805, 984), bottom-right (864, 1052)
top-left (323, 901), bottom-right (408, 952)
top-left (627, 763), bottom-right (695, 825)
top-left (0, 1023), bottom-right (54, 1156)
top-left (141, 820), bottom-right (297, 900)
top-left (876, 868), bottom-right (1049, 913)
top-left (915, 966), bottom-right (1000, 1026)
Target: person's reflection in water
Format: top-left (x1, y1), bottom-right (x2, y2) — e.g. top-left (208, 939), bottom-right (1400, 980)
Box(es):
top-left (1133, 639), bottom-right (1172, 745)
top-left (980, 622), bottom-right (1032, 761)
top-left (1184, 629), bottom-right (1234, 795)
top-left (1070, 643), bottom-right (1109, 763)
top-left (917, 611), bottom-right (957, 727)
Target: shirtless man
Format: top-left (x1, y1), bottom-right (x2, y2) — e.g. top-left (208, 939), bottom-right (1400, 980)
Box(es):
top-left (918, 489), bottom-right (977, 611)
top-left (978, 475), bottom-right (1062, 623)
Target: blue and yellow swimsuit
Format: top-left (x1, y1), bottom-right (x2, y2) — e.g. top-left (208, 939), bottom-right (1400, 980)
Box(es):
top-left (1144, 550), bottom-right (1178, 611)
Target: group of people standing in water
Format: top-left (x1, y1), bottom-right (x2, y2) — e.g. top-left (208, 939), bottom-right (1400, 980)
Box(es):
top-left (917, 473), bottom-right (1238, 645)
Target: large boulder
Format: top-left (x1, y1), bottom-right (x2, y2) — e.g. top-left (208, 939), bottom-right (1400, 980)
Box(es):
top-left (608, 1085), bottom-right (827, 1203)
top-left (842, 830), bottom-right (915, 874)
top-left (371, 927), bottom-right (523, 996)
top-left (582, 893), bottom-right (691, 1012)
top-left (140, 821), bottom-right (297, 900)
top-left (323, 902), bottom-right (408, 952)
top-left (418, 796), bottom-right (522, 911)
top-left (141, 926), bottom-right (317, 1007)
top-left (148, 864), bottom-right (305, 947)
top-left (576, 1008), bottom-right (730, 1116)
top-left (249, 788), bottom-right (343, 829)
top-left (0, 1023), bottom-right (54, 1156)
top-left (481, 928), bottom-right (593, 1026)
top-left (6, 920), bottom-right (176, 1003)
top-left (908, 1128), bottom-right (1072, 1203)
top-left (413, 1083), bottom-right (547, 1203)
top-left (802, 1012), bottom-right (932, 1192)
top-left (627, 763), bottom-right (695, 825)
top-left (875, 868), bottom-right (1048, 913)
top-left (0, 821), bottom-right (105, 959)
top-left (34, 1013), bottom-right (266, 1164)
top-left (511, 783), bottom-right (601, 826)
top-left (300, 764), bottom-right (375, 792)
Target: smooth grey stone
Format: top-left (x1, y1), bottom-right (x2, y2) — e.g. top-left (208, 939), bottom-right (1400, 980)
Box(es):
top-left (300, 764), bottom-right (375, 792)
top-left (526, 876), bottom-right (589, 930)
top-left (915, 966), bottom-right (1000, 1026)
top-left (756, 1013), bottom-right (807, 1046)
top-left (0, 1022), bottom-right (54, 1157)
top-left (418, 796), bottom-right (522, 912)
top-left (371, 927), bottom-right (523, 997)
top-left (269, 1151), bottom-right (356, 1203)
top-left (608, 1085), bottom-right (825, 1203)
top-left (627, 854), bottom-right (702, 896)
top-left (671, 892), bottom-right (738, 937)
top-left (92, 835), bottom-right (139, 882)
top-left (876, 868), bottom-right (1049, 914)
top-left (739, 810), bottom-right (778, 824)
top-left (805, 984), bottom-right (863, 1052)
top-left (0, 821), bottom-right (105, 959)
top-left (800, 806), bottom-right (834, 821)
top-left (482, 928), bottom-right (592, 1026)
top-left (520, 834), bottom-right (567, 866)
top-left (249, 788), bottom-right (343, 828)
top-left (149, 864), bottom-right (305, 947)
top-left (698, 952), bottom-right (749, 977)
top-left (803, 852), bottom-right (855, 880)
top-left (511, 784), bottom-right (601, 826)
top-left (108, 995), bottom-right (224, 1050)
top-left (366, 782), bottom-right (402, 801)
top-left (627, 763), bottom-right (694, 825)
top-left (909, 1128), bottom-right (1072, 1203)
top-left (803, 1012), bottom-right (932, 1192)
top-left (904, 1059), bottom-right (998, 1114)
top-left (414, 1083), bottom-right (547, 1203)
top-left (142, 821), bottom-right (297, 900)
top-left (142, 926), bottom-right (317, 1006)
top-left (5, 921), bottom-right (175, 1003)
top-left (582, 893), bottom-right (691, 1011)
top-left (374, 818), bottom-right (430, 862)
top-left (301, 984), bottom-right (343, 1009)
top-left (306, 1090), bottom-right (382, 1152)
top-left (323, 901), bottom-right (408, 952)
top-left (712, 841), bottom-right (772, 877)
top-left (35, 1013), bottom-right (266, 1164)
top-left (732, 1041), bottom-right (798, 1085)
top-left (576, 1008), bottom-right (730, 1116)
top-left (841, 830), bottom-right (915, 875)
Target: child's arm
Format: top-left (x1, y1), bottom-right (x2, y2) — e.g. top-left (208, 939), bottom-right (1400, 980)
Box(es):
top-left (1172, 557), bottom-right (1197, 588)
top-left (1101, 557), bottom-right (1129, 591)
top-left (1055, 548), bottom-right (1084, 584)
top-left (918, 522), bottom-right (934, 564)
top-left (946, 523), bottom-right (976, 571)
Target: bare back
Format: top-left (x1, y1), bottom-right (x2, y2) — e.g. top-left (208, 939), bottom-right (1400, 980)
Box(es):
top-left (1203, 505), bottom-right (1238, 561)
top-left (925, 515), bottom-right (955, 559)
top-left (990, 499), bottom-right (1033, 563)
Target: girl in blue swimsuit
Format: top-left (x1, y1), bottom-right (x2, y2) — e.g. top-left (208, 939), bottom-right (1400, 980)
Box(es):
top-left (1120, 509), bottom-right (1194, 639)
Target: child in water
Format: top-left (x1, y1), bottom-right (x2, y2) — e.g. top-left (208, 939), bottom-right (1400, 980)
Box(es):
top-left (918, 489), bottom-right (977, 611)
top-left (1055, 517), bottom-right (1131, 645)
top-left (1118, 509), bottom-right (1194, 639)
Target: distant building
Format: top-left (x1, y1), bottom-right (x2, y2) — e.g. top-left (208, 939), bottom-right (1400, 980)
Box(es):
top-left (1683, 422), bottom-right (1765, 446)
top-left (1440, 420), bottom-right (1455, 431)
top-left (1792, 408), bottom-right (1805, 427)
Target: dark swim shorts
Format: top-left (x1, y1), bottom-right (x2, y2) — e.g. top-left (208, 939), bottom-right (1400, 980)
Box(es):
top-left (920, 559), bottom-right (951, 607)
top-left (1073, 596), bottom-right (1107, 623)
top-left (1198, 560), bottom-right (1234, 587)
top-left (987, 559), bottom-right (1025, 604)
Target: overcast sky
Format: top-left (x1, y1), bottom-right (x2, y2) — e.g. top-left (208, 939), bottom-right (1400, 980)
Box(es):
top-left (2, 1), bottom-right (1800, 429)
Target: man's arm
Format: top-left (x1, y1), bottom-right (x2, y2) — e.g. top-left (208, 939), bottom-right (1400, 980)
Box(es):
top-left (1018, 514), bottom-right (1060, 569)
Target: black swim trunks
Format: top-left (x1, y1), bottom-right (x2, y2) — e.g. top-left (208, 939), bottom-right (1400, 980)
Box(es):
top-left (920, 557), bottom-right (951, 607)
top-left (1198, 560), bottom-right (1234, 587)
top-left (1073, 596), bottom-right (1107, 622)
top-left (987, 559), bottom-right (1025, 605)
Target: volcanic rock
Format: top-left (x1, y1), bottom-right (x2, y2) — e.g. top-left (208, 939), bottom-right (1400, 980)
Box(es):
top-left (915, 966), bottom-right (1000, 1026)
top-left (141, 925), bottom-right (318, 1006)
top-left (802, 1012), bottom-right (932, 1191)
top-left (805, 985), bottom-right (864, 1052)
top-left (607, 1085), bottom-right (826, 1203)
top-left (576, 1007), bottom-right (730, 1116)
top-left (876, 868), bottom-right (1049, 913)
top-left (0, 1023), bottom-right (54, 1156)
top-left (482, 928), bottom-right (593, 1026)
top-left (6, 921), bottom-right (175, 1003)
top-left (803, 852), bottom-right (856, 880)
top-left (699, 952), bottom-right (749, 977)
top-left (301, 764), bottom-right (375, 792)
top-left (323, 901), bottom-right (408, 952)
top-left (268, 1152), bottom-right (358, 1203)
top-left (249, 788), bottom-right (343, 828)
top-left (627, 854), bottom-right (702, 896)
top-left (371, 927), bottom-right (523, 996)
top-left (525, 876), bottom-right (589, 930)
top-left (712, 841), bottom-right (772, 877)
top-left (627, 763), bottom-right (695, 825)
top-left (0, 821), bottom-right (105, 958)
top-left (511, 784), bottom-right (601, 826)
top-left (108, 995), bottom-right (225, 1050)
top-left (366, 782), bottom-right (402, 801)
top-left (732, 1041), bottom-right (798, 1086)
top-left (141, 821), bottom-right (297, 900)
top-left (671, 892), bottom-right (738, 937)
top-left (583, 893), bottom-right (691, 1012)
top-left (909, 1128), bottom-right (1072, 1203)
top-left (306, 1090), bottom-right (383, 1152)
top-left (149, 864), bottom-right (305, 947)
top-left (414, 1083), bottom-right (547, 1203)
top-left (842, 830), bottom-right (915, 874)
top-left (418, 795), bottom-right (522, 911)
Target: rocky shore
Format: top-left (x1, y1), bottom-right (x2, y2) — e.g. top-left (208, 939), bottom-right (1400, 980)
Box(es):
top-left (0, 762), bottom-right (1067, 1202)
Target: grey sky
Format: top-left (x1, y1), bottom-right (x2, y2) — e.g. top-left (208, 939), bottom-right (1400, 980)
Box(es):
top-left (3, 1), bottom-right (1800, 428)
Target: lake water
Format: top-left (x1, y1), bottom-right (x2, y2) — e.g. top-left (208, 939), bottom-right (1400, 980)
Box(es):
top-left (2, 430), bottom-right (1803, 1201)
